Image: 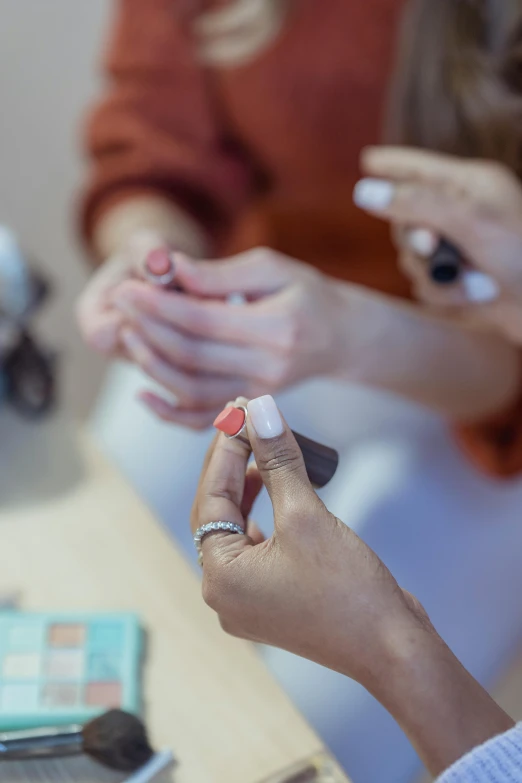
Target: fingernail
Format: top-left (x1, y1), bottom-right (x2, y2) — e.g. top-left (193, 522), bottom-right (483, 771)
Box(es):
top-left (461, 271), bottom-right (500, 303)
top-left (247, 395), bottom-right (284, 439)
top-left (227, 293), bottom-right (246, 306)
top-left (353, 178), bottom-right (395, 211)
top-left (407, 228), bottom-right (438, 257)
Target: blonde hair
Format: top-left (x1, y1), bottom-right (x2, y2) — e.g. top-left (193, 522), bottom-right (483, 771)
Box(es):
top-left (193, 0), bottom-right (289, 66)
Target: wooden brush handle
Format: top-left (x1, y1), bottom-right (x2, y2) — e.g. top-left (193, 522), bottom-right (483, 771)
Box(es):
top-left (292, 431), bottom-right (339, 489)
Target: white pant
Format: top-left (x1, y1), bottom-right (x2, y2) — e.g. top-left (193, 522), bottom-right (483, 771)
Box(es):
top-left (90, 363), bottom-right (522, 783)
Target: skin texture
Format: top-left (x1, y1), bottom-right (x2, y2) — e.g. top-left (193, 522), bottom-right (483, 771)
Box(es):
top-left (77, 200), bottom-right (521, 429)
top-left (359, 146), bottom-right (522, 344)
top-left (191, 395), bottom-right (514, 778)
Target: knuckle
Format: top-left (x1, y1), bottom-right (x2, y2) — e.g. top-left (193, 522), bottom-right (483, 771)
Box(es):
top-left (176, 339), bottom-right (199, 371)
top-left (251, 246), bottom-right (272, 263)
top-left (278, 316), bottom-right (301, 354)
top-left (182, 306), bottom-right (213, 337)
top-left (202, 567), bottom-right (236, 615)
top-left (218, 615), bottom-right (240, 637)
top-left (257, 445), bottom-right (303, 477)
top-left (201, 573), bottom-right (221, 611)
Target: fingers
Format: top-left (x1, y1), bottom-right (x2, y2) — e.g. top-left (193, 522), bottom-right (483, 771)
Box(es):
top-left (138, 391), bottom-right (221, 430)
top-left (353, 177), bottom-right (504, 289)
top-left (361, 146), bottom-right (474, 188)
top-left (354, 177), bottom-right (469, 236)
top-left (172, 248), bottom-right (294, 297)
top-left (191, 426), bottom-right (254, 567)
top-left (113, 281), bottom-right (285, 347)
top-left (241, 464), bottom-right (264, 520)
top-left (117, 306), bottom-right (274, 381)
top-left (398, 231), bottom-right (500, 308)
top-left (77, 307), bottom-right (126, 355)
top-left (120, 327), bottom-right (245, 408)
top-left (245, 395), bottom-right (319, 525)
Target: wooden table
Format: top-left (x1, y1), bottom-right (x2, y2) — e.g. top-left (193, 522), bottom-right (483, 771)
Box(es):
top-left (0, 411), bottom-right (340, 783)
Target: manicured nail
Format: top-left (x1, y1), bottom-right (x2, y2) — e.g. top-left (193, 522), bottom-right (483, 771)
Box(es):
top-left (461, 271), bottom-right (500, 303)
top-left (407, 228), bottom-right (438, 257)
top-left (353, 178), bottom-right (395, 211)
top-left (227, 293), bottom-right (246, 306)
top-left (247, 395), bottom-right (284, 439)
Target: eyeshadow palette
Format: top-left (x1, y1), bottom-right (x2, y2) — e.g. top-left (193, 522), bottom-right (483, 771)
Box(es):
top-left (0, 612), bottom-right (143, 731)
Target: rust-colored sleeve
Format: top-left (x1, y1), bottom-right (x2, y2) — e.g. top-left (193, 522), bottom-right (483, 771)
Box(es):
top-left (80, 0), bottom-right (257, 252)
top-left (454, 378), bottom-right (522, 479)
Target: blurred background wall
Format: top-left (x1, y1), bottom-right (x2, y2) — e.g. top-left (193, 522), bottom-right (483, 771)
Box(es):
top-left (0, 0), bottom-right (112, 417)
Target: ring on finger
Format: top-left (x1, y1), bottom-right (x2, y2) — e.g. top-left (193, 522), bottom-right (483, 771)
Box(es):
top-left (194, 521), bottom-right (245, 566)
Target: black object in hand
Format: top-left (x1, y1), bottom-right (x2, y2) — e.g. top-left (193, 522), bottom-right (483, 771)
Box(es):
top-left (428, 239), bottom-right (463, 284)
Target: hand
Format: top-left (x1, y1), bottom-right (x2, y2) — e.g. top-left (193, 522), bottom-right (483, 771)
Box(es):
top-left (76, 229), bottom-right (167, 356)
top-left (191, 393), bottom-right (429, 682)
top-left (111, 249), bottom-right (347, 430)
top-left (192, 395), bottom-right (515, 777)
top-left (354, 146), bottom-right (522, 343)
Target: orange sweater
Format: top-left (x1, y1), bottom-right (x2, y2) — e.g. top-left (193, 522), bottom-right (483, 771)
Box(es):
top-left (81, 0), bottom-right (522, 478)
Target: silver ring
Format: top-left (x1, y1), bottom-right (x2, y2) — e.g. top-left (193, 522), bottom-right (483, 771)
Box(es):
top-left (194, 521), bottom-right (245, 566)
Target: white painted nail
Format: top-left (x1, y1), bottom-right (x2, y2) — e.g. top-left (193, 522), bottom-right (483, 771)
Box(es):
top-left (461, 271), bottom-right (500, 303)
top-left (353, 178), bottom-right (395, 211)
top-left (247, 395), bottom-right (284, 439)
top-left (407, 228), bottom-right (438, 257)
top-left (227, 292), bottom-right (246, 305)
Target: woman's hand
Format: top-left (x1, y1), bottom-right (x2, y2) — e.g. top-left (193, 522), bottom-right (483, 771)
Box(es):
top-left (191, 393), bottom-right (429, 681)
top-left (76, 229), bottom-right (168, 356)
top-left (354, 146), bottom-right (522, 343)
top-left (192, 395), bottom-right (514, 776)
top-left (109, 249), bottom-right (347, 429)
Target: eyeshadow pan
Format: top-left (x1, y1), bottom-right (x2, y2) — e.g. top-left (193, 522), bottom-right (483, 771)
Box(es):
top-left (85, 682), bottom-right (122, 708)
top-left (8, 625), bottom-right (42, 650)
top-left (0, 684), bottom-right (39, 712)
top-left (3, 653), bottom-right (40, 679)
top-left (88, 652), bottom-right (121, 681)
top-left (41, 683), bottom-right (80, 708)
top-left (45, 649), bottom-right (84, 679)
top-left (89, 624), bottom-right (124, 651)
top-left (49, 623), bottom-right (86, 648)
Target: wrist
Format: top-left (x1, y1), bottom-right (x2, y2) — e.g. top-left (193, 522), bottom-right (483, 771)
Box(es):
top-left (367, 618), bottom-right (513, 777)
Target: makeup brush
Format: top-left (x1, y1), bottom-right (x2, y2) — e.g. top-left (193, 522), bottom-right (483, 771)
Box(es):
top-left (0, 710), bottom-right (154, 772)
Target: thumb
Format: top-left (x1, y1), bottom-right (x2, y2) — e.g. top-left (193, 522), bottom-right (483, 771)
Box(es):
top-left (246, 396), bottom-right (319, 523)
top-left (173, 249), bottom-right (293, 298)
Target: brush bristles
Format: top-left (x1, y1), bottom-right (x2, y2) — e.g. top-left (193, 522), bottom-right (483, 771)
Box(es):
top-left (83, 710), bottom-right (154, 772)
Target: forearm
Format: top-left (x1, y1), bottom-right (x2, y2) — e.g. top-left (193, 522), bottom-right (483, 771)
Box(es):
top-left (367, 625), bottom-right (514, 778)
top-left (92, 195), bottom-right (210, 260)
top-left (336, 284), bottom-right (521, 421)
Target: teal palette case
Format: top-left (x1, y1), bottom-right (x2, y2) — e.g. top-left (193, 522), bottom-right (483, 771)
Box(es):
top-left (0, 612), bottom-right (143, 731)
